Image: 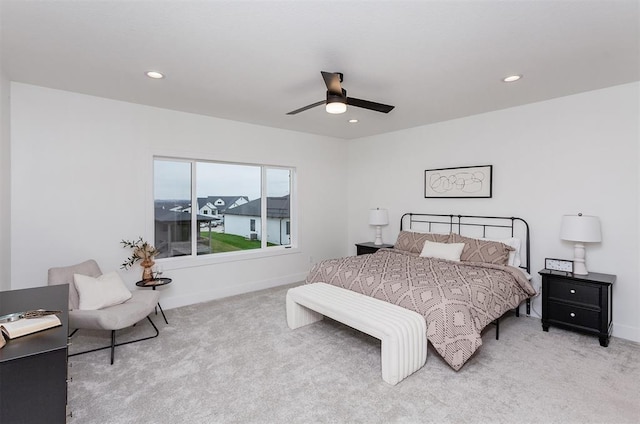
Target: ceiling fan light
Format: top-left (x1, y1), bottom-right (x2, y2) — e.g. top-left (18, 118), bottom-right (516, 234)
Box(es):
top-left (326, 100), bottom-right (347, 114)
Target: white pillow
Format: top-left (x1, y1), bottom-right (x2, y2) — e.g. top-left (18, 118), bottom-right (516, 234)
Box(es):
top-left (483, 237), bottom-right (522, 267)
top-left (420, 240), bottom-right (465, 262)
top-left (74, 271), bottom-right (132, 310)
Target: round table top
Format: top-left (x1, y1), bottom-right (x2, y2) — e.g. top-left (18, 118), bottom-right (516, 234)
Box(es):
top-left (135, 277), bottom-right (172, 288)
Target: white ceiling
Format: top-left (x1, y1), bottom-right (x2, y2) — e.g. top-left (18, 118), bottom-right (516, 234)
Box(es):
top-left (1, 0), bottom-right (638, 140)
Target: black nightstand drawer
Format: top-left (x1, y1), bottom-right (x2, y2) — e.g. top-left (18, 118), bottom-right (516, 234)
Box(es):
top-left (546, 301), bottom-right (600, 330)
top-left (546, 278), bottom-right (600, 307)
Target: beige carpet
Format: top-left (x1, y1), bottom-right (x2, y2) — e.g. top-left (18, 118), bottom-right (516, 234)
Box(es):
top-left (67, 283), bottom-right (640, 424)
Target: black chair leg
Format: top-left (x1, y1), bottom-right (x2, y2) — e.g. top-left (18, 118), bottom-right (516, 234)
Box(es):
top-left (110, 330), bottom-right (116, 365)
top-left (68, 316), bottom-right (160, 364)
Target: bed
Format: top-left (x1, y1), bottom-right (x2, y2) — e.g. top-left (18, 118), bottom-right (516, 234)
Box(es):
top-left (305, 213), bottom-right (537, 371)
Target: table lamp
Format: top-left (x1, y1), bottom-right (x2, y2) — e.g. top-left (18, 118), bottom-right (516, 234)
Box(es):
top-left (560, 213), bottom-right (601, 275)
top-left (369, 208), bottom-right (389, 245)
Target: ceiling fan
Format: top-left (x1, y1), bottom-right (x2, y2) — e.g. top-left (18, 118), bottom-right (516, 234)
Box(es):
top-left (286, 71), bottom-right (395, 115)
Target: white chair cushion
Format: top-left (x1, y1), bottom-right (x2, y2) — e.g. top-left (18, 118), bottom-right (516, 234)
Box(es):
top-left (69, 291), bottom-right (160, 330)
top-left (74, 271), bottom-right (132, 310)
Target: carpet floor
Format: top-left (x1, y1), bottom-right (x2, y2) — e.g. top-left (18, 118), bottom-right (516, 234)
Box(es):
top-left (67, 283), bottom-right (640, 424)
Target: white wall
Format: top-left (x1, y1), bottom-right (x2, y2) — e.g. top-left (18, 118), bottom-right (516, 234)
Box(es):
top-left (10, 83), bottom-right (348, 307)
top-left (0, 69), bottom-right (10, 291)
top-left (347, 82), bottom-right (640, 343)
top-left (9, 81), bottom-right (640, 343)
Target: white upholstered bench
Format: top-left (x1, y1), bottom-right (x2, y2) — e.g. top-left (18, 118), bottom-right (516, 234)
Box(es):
top-left (286, 282), bottom-right (427, 385)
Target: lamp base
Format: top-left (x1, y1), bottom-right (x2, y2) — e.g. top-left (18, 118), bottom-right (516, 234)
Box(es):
top-left (374, 226), bottom-right (383, 246)
top-left (573, 261), bottom-right (588, 275)
top-left (572, 243), bottom-right (589, 275)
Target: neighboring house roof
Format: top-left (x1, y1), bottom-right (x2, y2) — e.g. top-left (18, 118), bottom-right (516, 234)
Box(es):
top-left (204, 196), bottom-right (250, 213)
top-left (154, 207), bottom-right (216, 223)
top-left (156, 196), bottom-right (250, 214)
top-left (155, 199), bottom-right (191, 211)
top-left (224, 195), bottom-right (290, 218)
top-left (196, 198), bottom-right (216, 210)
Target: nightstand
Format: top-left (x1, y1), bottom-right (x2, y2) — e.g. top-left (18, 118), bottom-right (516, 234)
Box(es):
top-left (539, 269), bottom-right (615, 347)
top-left (355, 242), bottom-right (394, 255)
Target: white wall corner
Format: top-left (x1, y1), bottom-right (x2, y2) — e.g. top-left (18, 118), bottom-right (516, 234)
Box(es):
top-left (0, 73), bottom-right (11, 290)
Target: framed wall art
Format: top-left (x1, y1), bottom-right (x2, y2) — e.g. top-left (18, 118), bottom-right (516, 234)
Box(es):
top-left (424, 165), bottom-right (493, 198)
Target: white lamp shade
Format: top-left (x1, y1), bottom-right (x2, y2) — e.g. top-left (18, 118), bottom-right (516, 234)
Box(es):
top-left (560, 214), bottom-right (601, 243)
top-left (369, 209), bottom-right (389, 226)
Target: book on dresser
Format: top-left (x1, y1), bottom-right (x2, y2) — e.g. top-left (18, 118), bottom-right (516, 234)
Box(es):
top-left (1, 314), bottom-right (62, 339)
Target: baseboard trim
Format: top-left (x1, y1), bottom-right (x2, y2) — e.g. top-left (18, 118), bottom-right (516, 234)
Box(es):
top-left (612, 323), bottom-right (640, 343)
top-left (158, 272), bottom-right (308, 310)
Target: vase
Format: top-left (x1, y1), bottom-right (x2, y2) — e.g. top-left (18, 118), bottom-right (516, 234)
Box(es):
top-left (141, 259), bottom-right (155, 281)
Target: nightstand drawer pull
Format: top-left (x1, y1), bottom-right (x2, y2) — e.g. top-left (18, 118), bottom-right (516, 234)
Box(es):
top-left (570, 289), bottom-right (576, 294)
top-left (570, 312), bottom-right (576, 317)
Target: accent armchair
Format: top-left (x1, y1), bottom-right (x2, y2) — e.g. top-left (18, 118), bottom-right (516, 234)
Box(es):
top-left (48, 259), bottom-right (160, 364)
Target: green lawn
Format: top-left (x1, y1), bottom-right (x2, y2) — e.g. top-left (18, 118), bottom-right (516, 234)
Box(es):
top-left (200, 231), bottom-right (265, 252)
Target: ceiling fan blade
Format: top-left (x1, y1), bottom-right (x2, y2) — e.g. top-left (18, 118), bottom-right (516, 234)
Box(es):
top-left (286, 100), bottom-right (325, 115)
top-left (321, 71), bottom-right (343, 95)
top-left (347, 97), bottom-right (395, 113)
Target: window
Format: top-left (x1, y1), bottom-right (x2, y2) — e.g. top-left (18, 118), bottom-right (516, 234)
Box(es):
top-left (154, 157), bottom-right (294, 259)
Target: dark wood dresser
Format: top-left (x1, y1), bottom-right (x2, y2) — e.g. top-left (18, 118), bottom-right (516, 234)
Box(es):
top-left (539, 269), bottom-right (615, 347)
top-left (0, 284), bottom-right (69, 423)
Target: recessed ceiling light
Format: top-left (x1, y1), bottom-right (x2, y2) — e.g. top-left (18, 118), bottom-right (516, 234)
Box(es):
top-left (502, 74), bottom-right (522, 83)
top-left (146, 71), bottom-right (165, 79)
top-left (349, 119), bottom-right (358, 123)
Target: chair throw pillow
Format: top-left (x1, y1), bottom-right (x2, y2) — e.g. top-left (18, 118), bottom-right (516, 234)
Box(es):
top-left (73, 271), bottom-right (132, 310)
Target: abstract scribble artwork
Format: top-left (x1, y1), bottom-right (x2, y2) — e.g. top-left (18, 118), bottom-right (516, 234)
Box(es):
top-left (424, 165), bottom-right (492, 198)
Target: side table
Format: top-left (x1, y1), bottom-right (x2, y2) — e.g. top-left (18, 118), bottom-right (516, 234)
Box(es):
top-left (355, 242), bottom-right (394, 256)
top-left (539, 269), bottom-right (615, 347)
top-left (136, 277), bottom-right (172, 325)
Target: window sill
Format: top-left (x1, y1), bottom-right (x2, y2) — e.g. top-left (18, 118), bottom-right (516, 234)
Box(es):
top-left (156, 245), bottom-right (300, 271)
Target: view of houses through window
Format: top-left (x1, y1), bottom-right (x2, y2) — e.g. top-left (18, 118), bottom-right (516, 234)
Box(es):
top-left (154, 158), bottom-right (293, 258)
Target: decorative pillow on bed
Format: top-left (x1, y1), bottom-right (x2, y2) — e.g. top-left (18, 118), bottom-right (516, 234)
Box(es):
top-left (482, 237), bottom-right (522, 267)
top-left (394, 230), bottom-right (450, 254)
top-left (448, 233), bottom-right (514, 265)
top-left (73, 271), bottom-right (132, 310)
top-left (420, 240), bottom-right (465, 262)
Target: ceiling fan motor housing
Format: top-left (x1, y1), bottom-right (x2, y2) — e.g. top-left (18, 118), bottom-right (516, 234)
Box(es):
top-left (326, 88), bottom-right (347, 103)
top-left (326, 89), bottom-right (348, 114)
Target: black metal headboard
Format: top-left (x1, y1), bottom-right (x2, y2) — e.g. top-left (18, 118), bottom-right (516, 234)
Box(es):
top-left (400, 213), bottom-right (531, 275)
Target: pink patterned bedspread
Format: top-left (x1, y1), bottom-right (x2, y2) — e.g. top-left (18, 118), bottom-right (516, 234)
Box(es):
top-left (305, 248), bottom-right (536, 370)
